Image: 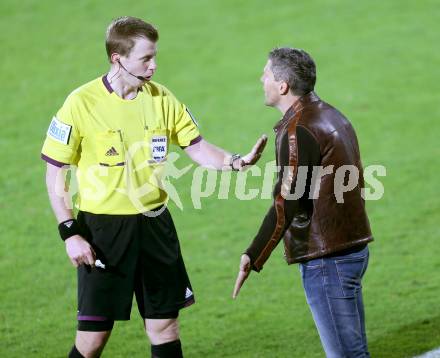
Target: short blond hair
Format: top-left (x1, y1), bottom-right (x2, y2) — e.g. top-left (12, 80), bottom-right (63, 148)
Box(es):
top-left (105, 16), bottom-right (158, 62)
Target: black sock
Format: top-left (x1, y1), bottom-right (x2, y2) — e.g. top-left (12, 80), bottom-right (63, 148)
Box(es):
top-left (151, 339), bottom-right (183, 358)
top-left (68, 345), bottom-right (85, 358)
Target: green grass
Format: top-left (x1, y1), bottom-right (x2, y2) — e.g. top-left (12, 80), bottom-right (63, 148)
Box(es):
top-left (1, 0), bottom-right (439, 357)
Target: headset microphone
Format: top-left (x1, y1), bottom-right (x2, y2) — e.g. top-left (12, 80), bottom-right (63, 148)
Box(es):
top-left (117, 60), bottom-right (148, 81)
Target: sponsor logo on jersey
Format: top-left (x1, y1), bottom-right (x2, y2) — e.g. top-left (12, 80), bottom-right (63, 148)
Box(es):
top-left (47, 116), bottom-right (72, 145)
top-left (105, 146), bottom-right (119, 156)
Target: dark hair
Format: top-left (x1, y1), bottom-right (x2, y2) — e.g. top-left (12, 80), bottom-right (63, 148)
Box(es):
top-left (268, 47), bottom-right (316, 96)
top-left (105, 16), bottom-right (158, 62)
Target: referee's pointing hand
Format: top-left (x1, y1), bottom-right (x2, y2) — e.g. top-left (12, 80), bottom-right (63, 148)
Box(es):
top-left (237, 134), bottom-right (268, 170)
top-left (65, 235), bottom-right (96, 268)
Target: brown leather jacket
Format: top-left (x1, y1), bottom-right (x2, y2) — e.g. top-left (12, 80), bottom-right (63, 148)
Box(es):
top-left (245, 92), bottom-right (373, 271)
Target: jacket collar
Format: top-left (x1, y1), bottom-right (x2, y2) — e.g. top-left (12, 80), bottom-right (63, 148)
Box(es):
top-left (273, 91), bottom-right (320, 132)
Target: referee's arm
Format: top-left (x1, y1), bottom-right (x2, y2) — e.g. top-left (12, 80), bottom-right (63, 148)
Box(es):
top-left (46, 163), bottom-right (95, 267)
top-left (184, 136), bottom-right (267, 170)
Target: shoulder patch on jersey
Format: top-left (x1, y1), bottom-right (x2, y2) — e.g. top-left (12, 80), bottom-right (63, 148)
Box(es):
top-left (186, 108), bottom-right (199, 127)
top-left (47, 116), bottom-right (72, 145)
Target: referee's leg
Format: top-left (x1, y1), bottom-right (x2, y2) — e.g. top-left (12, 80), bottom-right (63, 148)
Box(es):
top-left (145, 318), bottom-right (182, 358)
top-left (71, 329), bottom-right (112, 358)
top-left (69, 318), bottom-right (114, 358)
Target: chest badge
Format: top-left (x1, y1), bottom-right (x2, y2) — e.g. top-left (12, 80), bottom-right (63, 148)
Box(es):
top-left (151, 135), bottom-right (167, 162)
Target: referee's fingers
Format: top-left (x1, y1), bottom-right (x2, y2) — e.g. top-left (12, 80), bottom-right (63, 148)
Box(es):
top-left (70, 257), bottom-right (79, 268)
top-left (85, 250), bottom-right (95, 267)
top-left (90, 246), bottom-right (96, 259)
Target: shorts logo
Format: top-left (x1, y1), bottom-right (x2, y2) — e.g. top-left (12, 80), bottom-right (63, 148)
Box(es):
top-left (47, 116), bottom-right (72, 145)
top-left (185, 287), bottom-right (193, 299)
top-left (151, 135), bottom-right (167, 162)
top-left (105, 146), bottom-right (119, 156)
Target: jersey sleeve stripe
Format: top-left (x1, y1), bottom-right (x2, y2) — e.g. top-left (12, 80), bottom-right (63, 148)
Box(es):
top-left (41, 153), bottom-right (69, 167)
top-left (180, 135), bottom-right (203, 149)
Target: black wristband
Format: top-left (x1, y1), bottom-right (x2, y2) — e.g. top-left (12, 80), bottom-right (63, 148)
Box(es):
top-left (58, 219), bottom-right (81, 241)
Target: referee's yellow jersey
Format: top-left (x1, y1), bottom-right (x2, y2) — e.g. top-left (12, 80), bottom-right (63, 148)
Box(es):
top-left (41, 75), bottom-right (201, 214)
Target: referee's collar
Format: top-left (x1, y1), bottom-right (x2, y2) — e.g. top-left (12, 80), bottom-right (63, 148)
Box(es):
top-left (102, 74), bottom-right (114, 93)
top-left (102, 74), bottom-right (144, 94)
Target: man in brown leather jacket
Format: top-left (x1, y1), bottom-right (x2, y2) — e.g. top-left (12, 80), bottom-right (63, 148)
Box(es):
top-left (233, 47), bottom-right (373, 357)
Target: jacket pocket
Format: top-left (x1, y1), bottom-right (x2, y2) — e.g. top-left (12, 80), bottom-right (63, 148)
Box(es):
top-left (95, 130), bottom-right (125, 167)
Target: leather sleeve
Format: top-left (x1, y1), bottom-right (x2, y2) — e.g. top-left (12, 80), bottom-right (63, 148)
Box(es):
top-left (245, 124), bottom-right (321, 272)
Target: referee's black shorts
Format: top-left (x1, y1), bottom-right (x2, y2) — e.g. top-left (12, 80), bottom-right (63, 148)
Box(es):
top-left (75, 207), bottom-right (195, 322)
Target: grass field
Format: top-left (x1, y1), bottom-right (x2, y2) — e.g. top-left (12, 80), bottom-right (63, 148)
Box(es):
top-left (1, 0), bottom-right (439, 357)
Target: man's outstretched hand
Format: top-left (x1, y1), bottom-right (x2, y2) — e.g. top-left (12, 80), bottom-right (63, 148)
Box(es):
top-left (236, 135), bottom-right (268, 170)
top-left (232, 254), bottom-right (251, 299)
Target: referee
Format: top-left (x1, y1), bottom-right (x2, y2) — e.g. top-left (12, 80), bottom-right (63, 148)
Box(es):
top-left (42, 17), bottom-right (267, 358)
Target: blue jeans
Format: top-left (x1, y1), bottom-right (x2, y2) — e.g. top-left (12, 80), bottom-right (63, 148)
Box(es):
top-left (299, 246), bottom-right (370, 358)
